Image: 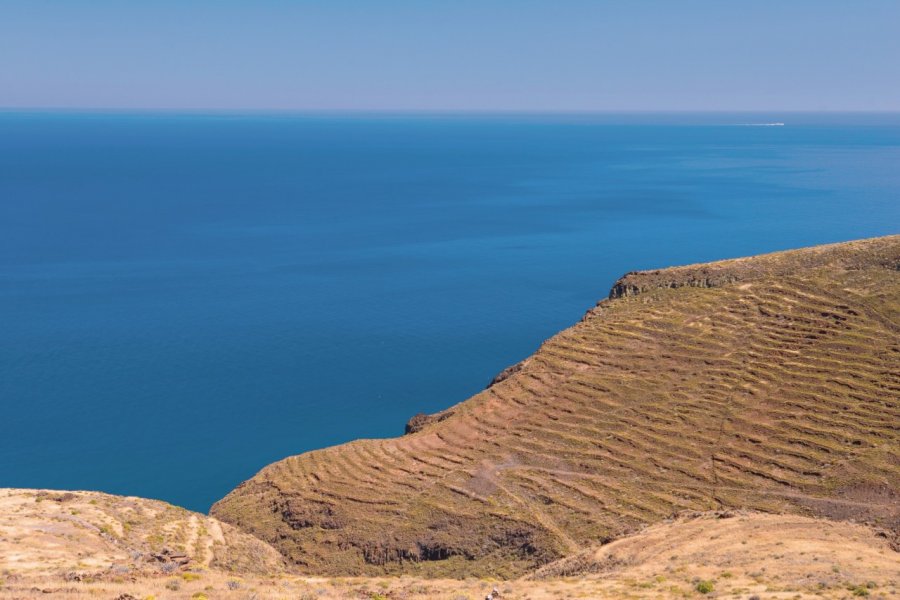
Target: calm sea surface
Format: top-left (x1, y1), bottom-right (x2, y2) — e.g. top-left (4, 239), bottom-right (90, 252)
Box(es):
top-left (2, 112), bottom-right (898, 511)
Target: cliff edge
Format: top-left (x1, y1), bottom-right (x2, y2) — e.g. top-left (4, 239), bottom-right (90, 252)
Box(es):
top-left (212, 235), bottom-right (900, 577)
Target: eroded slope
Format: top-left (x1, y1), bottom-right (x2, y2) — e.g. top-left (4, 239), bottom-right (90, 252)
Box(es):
top-left (2, 512), bottom-right (896, 599)
top-left (212, 235), bottom-right (900, 576)
top-left (0, 488), bottom-right (284, 579)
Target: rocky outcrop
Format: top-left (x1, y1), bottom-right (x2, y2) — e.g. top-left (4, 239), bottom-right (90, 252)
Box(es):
top-left (609, 235), bottom-right (900, 299)
top-left (609, 271), bottom-right (739, 298)
top-left (486, 359), bottom-right (530, 388)
top-left (405, 409), bottom-right (454, 434)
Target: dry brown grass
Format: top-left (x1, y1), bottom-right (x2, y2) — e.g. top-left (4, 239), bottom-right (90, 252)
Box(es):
top-left (2, 510), bottom-right (897, 599)
top-left (0, 488), bottom-right (284, 581)
top-left (211, 235), bottom-right (900, 576)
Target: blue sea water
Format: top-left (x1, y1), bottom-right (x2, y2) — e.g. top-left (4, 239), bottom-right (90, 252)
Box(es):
top-left (1, 112), bottom-right (899, 512)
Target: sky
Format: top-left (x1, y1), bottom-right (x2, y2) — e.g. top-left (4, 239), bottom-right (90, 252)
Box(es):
top-left (1, 0), bottom-right (899, 112)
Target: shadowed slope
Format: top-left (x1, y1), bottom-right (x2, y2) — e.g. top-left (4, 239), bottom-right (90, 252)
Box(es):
top-left (212, 235), bottom-right (900, 577)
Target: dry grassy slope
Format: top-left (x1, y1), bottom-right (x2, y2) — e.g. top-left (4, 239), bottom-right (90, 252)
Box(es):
top-left (0, 488), bottom-right (284, 579)
top-left (211, 235), bottom-right (900, 577)
top-left (530, 511), bottom-right (899, 582)
top-left (3, 512), bottom-right (897, 599)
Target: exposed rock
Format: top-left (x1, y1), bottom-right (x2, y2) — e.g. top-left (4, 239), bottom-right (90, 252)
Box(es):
top-left (405, 409), bottom-right (454, 434)
top-left (609, 271), bottom-right (738, 298)
top-left (486, 359), bottom-right (529, 388)
top-left (608, 235), bottom-right (900, 299)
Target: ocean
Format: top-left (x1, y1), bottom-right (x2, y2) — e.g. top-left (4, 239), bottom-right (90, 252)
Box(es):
top-left (1, 112), bottom-right (898, 512)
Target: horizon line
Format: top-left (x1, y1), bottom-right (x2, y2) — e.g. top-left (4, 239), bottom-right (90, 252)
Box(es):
top-left (2, 106), bottom-right (900, 116)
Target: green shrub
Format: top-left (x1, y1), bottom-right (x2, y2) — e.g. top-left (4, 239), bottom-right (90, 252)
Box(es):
top-left (695, 580), bottom-right (714, 594)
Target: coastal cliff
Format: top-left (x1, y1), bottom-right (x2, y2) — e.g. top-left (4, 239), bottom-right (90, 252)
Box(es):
top-left (211, 235), bottom-right (900, 577)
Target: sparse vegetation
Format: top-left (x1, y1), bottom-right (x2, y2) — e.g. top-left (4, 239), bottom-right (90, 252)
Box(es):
top-left (212, 236), bottom-right (900, 576)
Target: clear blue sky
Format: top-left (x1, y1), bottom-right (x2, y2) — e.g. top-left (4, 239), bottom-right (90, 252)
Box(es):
top-left (2, 0), bottom-right (898, 111)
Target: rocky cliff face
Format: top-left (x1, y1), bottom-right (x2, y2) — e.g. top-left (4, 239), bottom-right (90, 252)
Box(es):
top-left (609, 236), bottom-right (900, 299)
top-left (211, 235), bottom-right (900, 577)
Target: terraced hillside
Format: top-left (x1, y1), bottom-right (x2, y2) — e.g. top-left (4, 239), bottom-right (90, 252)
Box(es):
top-left (212, 235), bottom-right (900, 577)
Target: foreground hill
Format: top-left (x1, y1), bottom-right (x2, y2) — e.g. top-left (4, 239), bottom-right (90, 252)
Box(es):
top-left (212, 235), bottom-right (900, 577)
top-left (2, 508), bottom-right (896, 599)
top-left (0, 488), bottom-right (284, 580)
